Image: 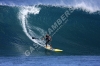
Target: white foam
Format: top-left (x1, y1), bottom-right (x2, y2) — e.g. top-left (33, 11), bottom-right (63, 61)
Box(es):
top-left (73, 1), bottom-right (100, 13)
top-left (1, 0), bottom-right (100, 13)
top-left (18, 6), bottom-right (45, 47)
top-left (49, 0), bottom-right (100, 13)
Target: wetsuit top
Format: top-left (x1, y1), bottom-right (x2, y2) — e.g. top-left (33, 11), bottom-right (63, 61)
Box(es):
top-left (46, 35), bottom-right (51, 41)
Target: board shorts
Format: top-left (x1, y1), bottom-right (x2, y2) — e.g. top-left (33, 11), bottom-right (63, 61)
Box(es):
top-left (46, 40), bottom-right (51, 45)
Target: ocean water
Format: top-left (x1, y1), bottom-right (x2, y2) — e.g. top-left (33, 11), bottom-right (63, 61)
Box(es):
top-left (0, 56), bottom-right (100, 66)
top-left (0, 0), bottom-right (100, 66)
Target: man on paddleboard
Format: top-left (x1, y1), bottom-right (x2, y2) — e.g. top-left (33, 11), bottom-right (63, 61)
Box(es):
top-left (44, 34), bottom-right (52, 48)
top-left (32, 34), bottom-right (52, 48)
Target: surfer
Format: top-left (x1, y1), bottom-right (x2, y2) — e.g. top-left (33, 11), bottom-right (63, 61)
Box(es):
top-left (43, 34), bottom-right (52, 48)
top-left (32, 35), bottom-right (63, 51)
top-left (32, 34), bottom-right (52, 48)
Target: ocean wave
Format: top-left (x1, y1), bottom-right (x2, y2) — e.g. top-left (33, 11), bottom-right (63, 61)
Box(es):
top-left (0, 3), bottom-right (100, 56)
top-left (0, 0), bottom-right (100, 13)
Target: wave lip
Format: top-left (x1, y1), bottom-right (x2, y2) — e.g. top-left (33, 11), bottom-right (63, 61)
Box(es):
top-left (0, 0), bottom-right (100, 13)
top-left (73, 1), bottom-right (100, 13)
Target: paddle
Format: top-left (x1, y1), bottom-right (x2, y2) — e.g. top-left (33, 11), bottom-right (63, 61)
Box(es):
top-left (32, 36), bottom-right (44, 40)
top-left (32, 37), bottom-right (38, 39)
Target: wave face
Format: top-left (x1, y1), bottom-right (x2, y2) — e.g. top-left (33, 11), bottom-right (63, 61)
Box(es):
top-left (0, 4), bottom-right (100, 56)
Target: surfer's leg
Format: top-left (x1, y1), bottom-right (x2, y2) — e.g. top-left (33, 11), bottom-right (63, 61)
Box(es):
top-left (49, 44), bottom-right (52, 49)
top-left (48, 40), bottom-right (52, 49)
top-left (45, 40), bottom-right (49, 47)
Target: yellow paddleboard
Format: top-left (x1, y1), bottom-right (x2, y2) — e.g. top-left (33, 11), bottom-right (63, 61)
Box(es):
top-left (45, 45), bottom-right (63, 52)
top-left (54, 49), bottom-right (63, 52)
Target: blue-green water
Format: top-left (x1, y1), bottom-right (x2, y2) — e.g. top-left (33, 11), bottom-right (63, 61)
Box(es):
top-left (0, 3), bottom-right (100, 56)
top-left (0, 0), bottom-right (100, 66)
top-left (0, 56), bottom-right (100, 66)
